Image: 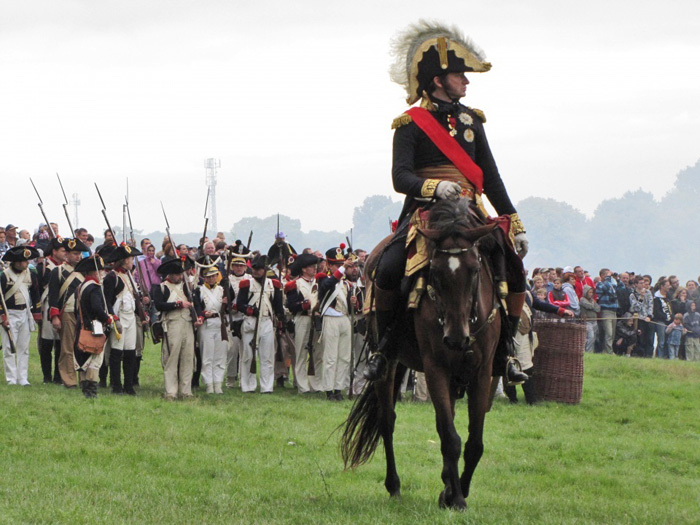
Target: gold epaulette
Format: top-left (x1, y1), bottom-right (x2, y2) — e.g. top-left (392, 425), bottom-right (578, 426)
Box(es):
top-left (467, 107), bottom-right (487, 123)
top-left (391, 113), bottom-right (413, 130)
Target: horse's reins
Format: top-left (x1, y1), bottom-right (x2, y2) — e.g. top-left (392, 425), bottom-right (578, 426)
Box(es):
top-left (428, 241), bottom-right (499, 345)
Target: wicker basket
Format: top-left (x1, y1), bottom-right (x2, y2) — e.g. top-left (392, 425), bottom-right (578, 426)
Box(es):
top-left (532, 319), bottom-right (586, 404)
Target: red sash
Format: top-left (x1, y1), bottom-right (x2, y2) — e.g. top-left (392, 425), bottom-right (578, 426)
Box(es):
top-left (406, 107), bottom-right (484, 193)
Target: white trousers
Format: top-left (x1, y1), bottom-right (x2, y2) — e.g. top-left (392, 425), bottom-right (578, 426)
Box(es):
top-left (200, 318), bottom-right (227, 386)
top-left (293, 315), bottom-right (314, 393)
top-left (240, 317), bottom-right (274, 393)
top-left (2, 310), bottom-right (32, 385)
top-left (321, 315), bottom-right (352, 392)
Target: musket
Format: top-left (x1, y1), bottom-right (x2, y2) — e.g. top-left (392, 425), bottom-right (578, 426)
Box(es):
top-left (160, 202), bottom-right (199, 327)
top-left (0, 282), bottom-right (17, 354)
top-left (306, 314), bottom-right (316, 376)
top-left (56, 173), bottom-right (76, 236)
top-left (94, 183), bottom-right (117, 244)
top-left (125, 190), bottom-right (152, 305)
top-left (93, 255), bottom-right (120, 341)
top-left (246, 231), bottom-right (253, 252)
top-left (344, 234), bottom-right (357, 398)
top-left (248, 272), bottom-right (266, 374)
top-left (123, 195), bottom-right (152, 342)
top-left (200, 188), bottom-right (210, 252)
top-left (29, 178), bottom-right (57, 240)
top-left (218, 248), bottom-right (229, 342)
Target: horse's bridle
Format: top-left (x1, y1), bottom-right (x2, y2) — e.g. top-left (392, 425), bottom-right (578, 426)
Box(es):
top-left (427, 241), bottom-right (497, 344)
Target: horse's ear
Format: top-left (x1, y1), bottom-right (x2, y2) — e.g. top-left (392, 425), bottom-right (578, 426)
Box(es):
top-left (458, 223), bottom-right (498, 242)
top-left (416, 228), bottom-right (442, 242)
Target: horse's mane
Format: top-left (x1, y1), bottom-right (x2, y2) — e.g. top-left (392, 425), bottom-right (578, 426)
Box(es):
top-left (428, 199), bottom-right (477, 231)
top-left (427, 199), bottom-right (497, 250)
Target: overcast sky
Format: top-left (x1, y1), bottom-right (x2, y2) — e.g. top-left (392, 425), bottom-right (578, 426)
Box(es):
top-left (2, 1), bottom-right (699, 238)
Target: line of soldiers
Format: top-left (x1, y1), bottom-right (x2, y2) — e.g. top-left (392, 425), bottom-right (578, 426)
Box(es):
top-left (2, 232), bottom-right (369, 402)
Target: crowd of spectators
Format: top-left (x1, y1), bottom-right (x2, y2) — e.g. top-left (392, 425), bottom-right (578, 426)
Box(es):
top-left (529, 265), bottom-right (700, 361)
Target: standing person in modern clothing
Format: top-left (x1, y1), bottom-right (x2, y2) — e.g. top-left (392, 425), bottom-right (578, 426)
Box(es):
top-left (682, 301), bottom-right (700, 362)
top-left (665, 313), bottom-right (686, 360)
top-left (0, 246), bottom-right (41, 385)
top-left (616, 272), bottom-right (632, 318)
top-left (595, 268), bottom-right (619, 354)
top-left (652, 278), bottom-right (673, 358)
top-left (573, 265), bottom-right (595, 299)
top-left (629, 275), bottom-right (654, 357)
top-left (579, 285), bottom-right (600, 353)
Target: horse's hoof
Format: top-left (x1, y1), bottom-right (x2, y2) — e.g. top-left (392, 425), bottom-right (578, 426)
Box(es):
top-left (438, 489), bottom-right (450, 509)
top-left (389, 490), bottom-right (401, 499)
top-left (439, 489), bottom-right (467, 511)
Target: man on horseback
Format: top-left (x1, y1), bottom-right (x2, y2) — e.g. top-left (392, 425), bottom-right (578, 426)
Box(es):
top-left (366, 20), bottom-right (529, 385)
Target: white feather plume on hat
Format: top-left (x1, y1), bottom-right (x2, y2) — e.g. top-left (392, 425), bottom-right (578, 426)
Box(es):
top-left (389, 19), bottom-right (491, 105)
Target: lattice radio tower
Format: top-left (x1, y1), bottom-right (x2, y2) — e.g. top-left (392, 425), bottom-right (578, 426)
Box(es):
top-left (204, 158), bottom-right (220, 233)
top-left (70, 193), bottom-right (80, 229)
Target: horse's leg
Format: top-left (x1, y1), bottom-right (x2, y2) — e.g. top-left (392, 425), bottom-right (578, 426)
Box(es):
top-left (424, 361), bottom-right (466, 510)
top-left (460, 369), bottom-right (491, 500)
top-left (378, 361), bottom-right (401, 497)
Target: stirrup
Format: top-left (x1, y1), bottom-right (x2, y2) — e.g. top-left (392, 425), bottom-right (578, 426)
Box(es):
top-left (505, 356), bottom-right (528, 387)
top-left (363, 353), bottom-right (388, 382)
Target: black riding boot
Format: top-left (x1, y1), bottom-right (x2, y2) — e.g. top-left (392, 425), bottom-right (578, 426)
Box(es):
top-left (98, 362), bottom-right (108, 388)
top-left (521, 367), bottom-right (538, 404)
top-left (133, 355), bottom-right (142, 386)
top-left (39, 338), bottom-right (54, 383)
top-left (87, 381), bottom-right (99, 399)
top-left (363, 287), bottom-right (399, 382)
top-left (192, 343), bottom-right (202, 388)
top-left (122, 351), bottom-right (137, 395)
top-left (52, 340), bottom-right (62, 383)
top-left (110, 349), bottom-right (124, 394)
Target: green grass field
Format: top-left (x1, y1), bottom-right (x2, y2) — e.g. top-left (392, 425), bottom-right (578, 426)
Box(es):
top-left (1, 337), bottom-right (699, 524)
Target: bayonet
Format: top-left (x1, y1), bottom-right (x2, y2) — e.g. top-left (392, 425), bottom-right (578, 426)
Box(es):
top-left (200, 188), bottom-right (210, 251)
top-left (94, 183), bottom-right (116, 244)
top-left (56, 173), bottom-right (75, 236)
top-left (29, 178), bottom-right (57, 240)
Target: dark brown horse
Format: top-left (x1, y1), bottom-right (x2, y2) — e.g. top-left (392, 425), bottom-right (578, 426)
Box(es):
top-left (341, 199), bottom-right (501, 510)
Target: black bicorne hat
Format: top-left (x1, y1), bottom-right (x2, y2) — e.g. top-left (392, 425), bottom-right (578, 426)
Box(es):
top-left (62, 238), bottom-right (90, 253)
top-left (157, 256), bottom-right (194, 277)
top-left (1, 246), bottom-right (41, 263)
top-left (105, 243), bottom-right (142, 263)
top-left (250, 254), bottom-right (269, 270)
top-left (288, 253), bottom-right (319, 277)
top-left (44, 236), bottom-right (65, 256)
top-left (74, 255), bottom-right (105, 274)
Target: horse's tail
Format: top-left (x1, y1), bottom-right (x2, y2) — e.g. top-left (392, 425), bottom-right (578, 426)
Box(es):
top-left (341, 363), bottom-right (407, 470)
top-left (341, 381), bottom-right (383, 469)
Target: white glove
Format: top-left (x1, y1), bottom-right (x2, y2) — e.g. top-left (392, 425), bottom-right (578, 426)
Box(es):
top-left (514, 232), bottom-right (529, 259)
top-left (435, 181), bottom-right (461, 201)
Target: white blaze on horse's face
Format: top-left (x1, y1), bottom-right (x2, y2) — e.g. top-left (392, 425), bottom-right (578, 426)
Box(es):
top-left (448, 256), bottom-right (461, 274)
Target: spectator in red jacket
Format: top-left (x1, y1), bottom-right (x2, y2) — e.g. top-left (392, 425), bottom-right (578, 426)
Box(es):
top-left (574, 265), bottom-right (595, 299)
